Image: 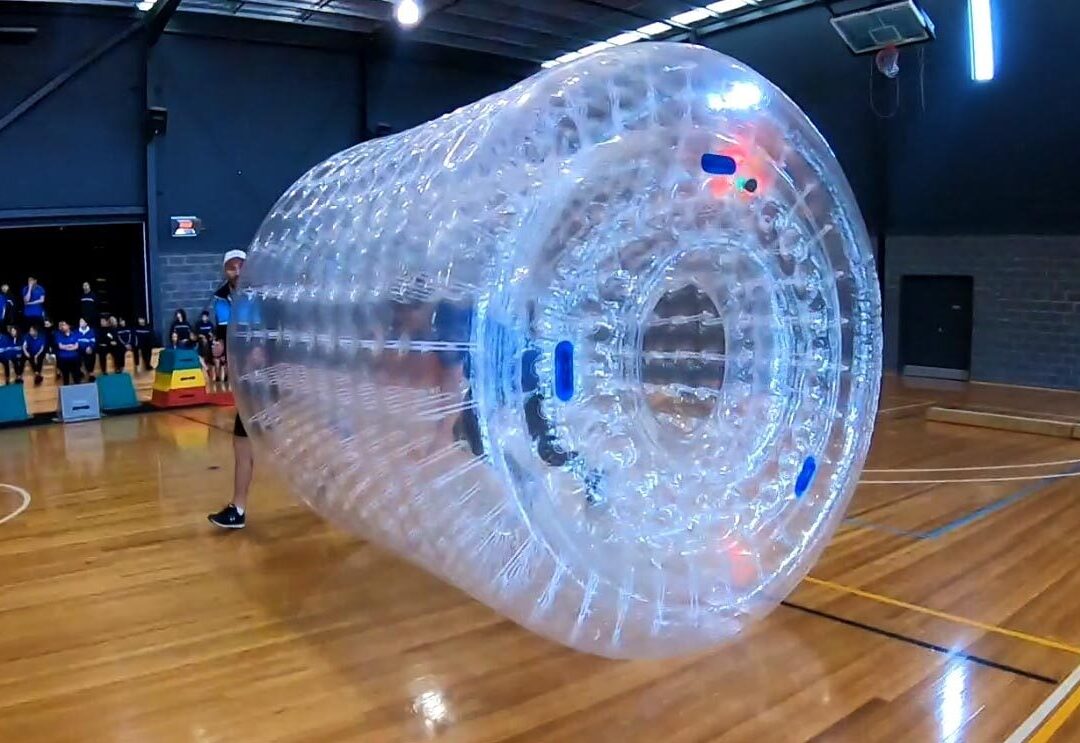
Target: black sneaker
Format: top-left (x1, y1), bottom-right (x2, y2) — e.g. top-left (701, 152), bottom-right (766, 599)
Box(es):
top-left (208, 504), bottom-right (246, 529)
top-left (34, 375), bottom-right (43, 386)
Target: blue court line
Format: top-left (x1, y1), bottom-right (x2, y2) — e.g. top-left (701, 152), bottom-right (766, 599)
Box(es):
top-left (845, 462), bottom-right (1080, 540)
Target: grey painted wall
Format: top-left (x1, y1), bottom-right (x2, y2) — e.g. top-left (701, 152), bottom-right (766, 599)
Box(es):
top-left (366, 51), bottom-right (525, 134)
top-left (885, 236), bottom-right (1080, 389)
top-left (157, 251), bottom-right (225, 332)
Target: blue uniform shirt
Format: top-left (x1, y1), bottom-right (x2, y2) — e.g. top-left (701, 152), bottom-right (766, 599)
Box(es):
top-left (0, 333), bottom-right (20, 360)
top-left (76, 327), bottom-right (96, 350)
top-left (55, 331), bottom-right (80, 360)
top-left (24, 334), bottom-right (46, 356)
top-left (23, 284), bottom-right (45, 318)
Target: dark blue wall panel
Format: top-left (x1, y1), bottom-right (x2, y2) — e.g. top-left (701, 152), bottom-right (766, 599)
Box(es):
top-left (147, 33), bottom-right (362, 326)
top-left (366, 51), bottom-right (523, 133)
top-left (0, 8), bottom-right (144, 214)
top-left (150, 33), bottom-right (362, 255)
top-left (888, 0), bottom-right (1080, 234)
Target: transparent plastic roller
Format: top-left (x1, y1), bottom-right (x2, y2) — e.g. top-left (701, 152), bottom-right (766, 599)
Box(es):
top-left (229, 42), bottom-right (882, 658)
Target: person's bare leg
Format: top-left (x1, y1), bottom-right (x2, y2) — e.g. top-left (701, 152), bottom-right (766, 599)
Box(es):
top-left (233, 435), bottom-right (254, 512)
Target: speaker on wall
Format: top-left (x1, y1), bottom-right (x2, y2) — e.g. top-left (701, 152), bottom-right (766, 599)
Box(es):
top-left (146, 107), bottom-right (168, 139)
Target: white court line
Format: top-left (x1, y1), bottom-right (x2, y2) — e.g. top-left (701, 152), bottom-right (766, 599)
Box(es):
top-left (865, 456), bottom-right (1080, 474)
top-left (877, 402), bottom-right (932, 414)
top-left (0, 483), bottom-right (31, 525)
top-left (1004, 661), bottom-right (1080, 743)
top-left (861, 471), bottom-right (1080, 486)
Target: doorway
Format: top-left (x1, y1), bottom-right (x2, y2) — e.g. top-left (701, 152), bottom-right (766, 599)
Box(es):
top-left (899, 275), bottom-right (974, 381)
top-left (0, 222), bottom-right (147, 326)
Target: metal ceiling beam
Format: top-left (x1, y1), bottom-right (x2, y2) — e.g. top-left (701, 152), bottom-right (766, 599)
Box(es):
top-left (146, 0), bottom-right (183, 44)
top-left (483, 0), bottom-right (664, 36)
top-left (0, 18), bottom-right (144, 135)
top-left (678, 0), bottom-right (824, 42)
top-left (297, 0), bottom-right (393, 23)
top-left (405, 25), bottom-right (545, 61)
top-left (181, 0), bottom-right (380, 29)
top-left (414, 11), bottom-right (577, 55)
top-left (565, 0), bottom-right (694, 31)
top-left (358, 0), bottom-right (557, 61)
top-left (442, 0), bottom-right (601, 46)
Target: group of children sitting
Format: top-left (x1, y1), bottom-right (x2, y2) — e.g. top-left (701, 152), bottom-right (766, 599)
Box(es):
top-left (168, 309), bottom-right (228, 384)
top-left (0, 315), bottom-right (156, 386)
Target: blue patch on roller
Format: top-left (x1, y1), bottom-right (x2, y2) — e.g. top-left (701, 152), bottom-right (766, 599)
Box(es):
top-left (794, 456), bottom-right (816, 498)
top-left (554, 341), bottom-right (574, 402)
top-left (701, 153), bottom-right (737, 175)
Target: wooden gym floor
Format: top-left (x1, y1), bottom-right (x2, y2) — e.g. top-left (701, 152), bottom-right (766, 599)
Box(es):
top-left (2, 375), bottom-right (1080, 742)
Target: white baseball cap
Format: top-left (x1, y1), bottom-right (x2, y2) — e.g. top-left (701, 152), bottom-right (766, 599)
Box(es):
top-left (223, 249), bottom-right (247, 265)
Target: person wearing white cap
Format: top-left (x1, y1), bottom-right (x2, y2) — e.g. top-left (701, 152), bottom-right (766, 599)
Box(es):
top-left (214, 249), bottom-right (246, 342)
top-left (208, 249), bottom-right (253, 530)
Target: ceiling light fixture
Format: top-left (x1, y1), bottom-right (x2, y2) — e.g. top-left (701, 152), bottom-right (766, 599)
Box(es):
top-left (706, 0), bottom-right (755, 14)
top-left (607, 31), bottom-right (646, 46)
top-left (395, 0), bottom-right (421, 28)
top-left (669, 8), bottom-right (715, 25)
top-left (577, 41), bottom-right (614, 57)
top-left (540, 3), bottom-right (762, 69)
top-left (636, 22), bottom-right (672, 36)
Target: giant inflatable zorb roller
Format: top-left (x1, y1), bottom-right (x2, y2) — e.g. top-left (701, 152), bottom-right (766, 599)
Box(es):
top-left (229, 43), bottom-right (882, 658)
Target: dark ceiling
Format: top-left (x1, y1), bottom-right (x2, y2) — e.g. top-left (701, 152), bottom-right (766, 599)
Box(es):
top-left (45, 0), bottom-right (820, 63)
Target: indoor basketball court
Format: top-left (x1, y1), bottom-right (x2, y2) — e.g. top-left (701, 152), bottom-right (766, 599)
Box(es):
top-left (2, 1), bottom-right (1078, 742)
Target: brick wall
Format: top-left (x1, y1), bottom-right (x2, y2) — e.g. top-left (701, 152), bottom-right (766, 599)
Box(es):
top-left (884, 236), bottom-right (1080, 390)
top-left (156, 251), bottom-right (224, 334)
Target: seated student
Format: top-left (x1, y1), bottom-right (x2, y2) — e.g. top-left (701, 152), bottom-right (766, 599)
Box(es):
top-left (54, 321), bottom-right (82, 385)
top-left (196, 310), bottom-right (214, 343)
top-left (23, 325), bottom-right (46, 386)
top-left (96, 316), bottom-right (116, 374)
top-left (107, 317), bottom-right (126, 373)
top-left (76, 318), bottom-right (97, 381)
top-left (167, 331), bottom-right (181, 350)
top-left (210, 338), bottom-right (226, 384)
top-left (133, 317), bottom-right (156, 372)
top-left (115, 317), bottom-right (132, 373)
top-left (169, 310), bottom-right (192, 349)
top-left (1, 325), bottom-right (24, 384)
top-left (194, 310), bottom-right (215, 380)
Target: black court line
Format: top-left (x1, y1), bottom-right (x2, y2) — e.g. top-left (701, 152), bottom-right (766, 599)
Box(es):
top-left (781, 601), bottom-right (1057, 685)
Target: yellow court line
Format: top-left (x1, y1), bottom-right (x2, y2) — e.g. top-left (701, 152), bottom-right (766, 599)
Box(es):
top-left (1029, 682), bottom-right (1080, 742)
top-left (803, 576), bottom-right (1080, 656)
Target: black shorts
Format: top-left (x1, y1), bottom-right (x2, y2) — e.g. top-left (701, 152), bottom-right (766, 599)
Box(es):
top-left (233, 414), bottom-right (247, 438)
